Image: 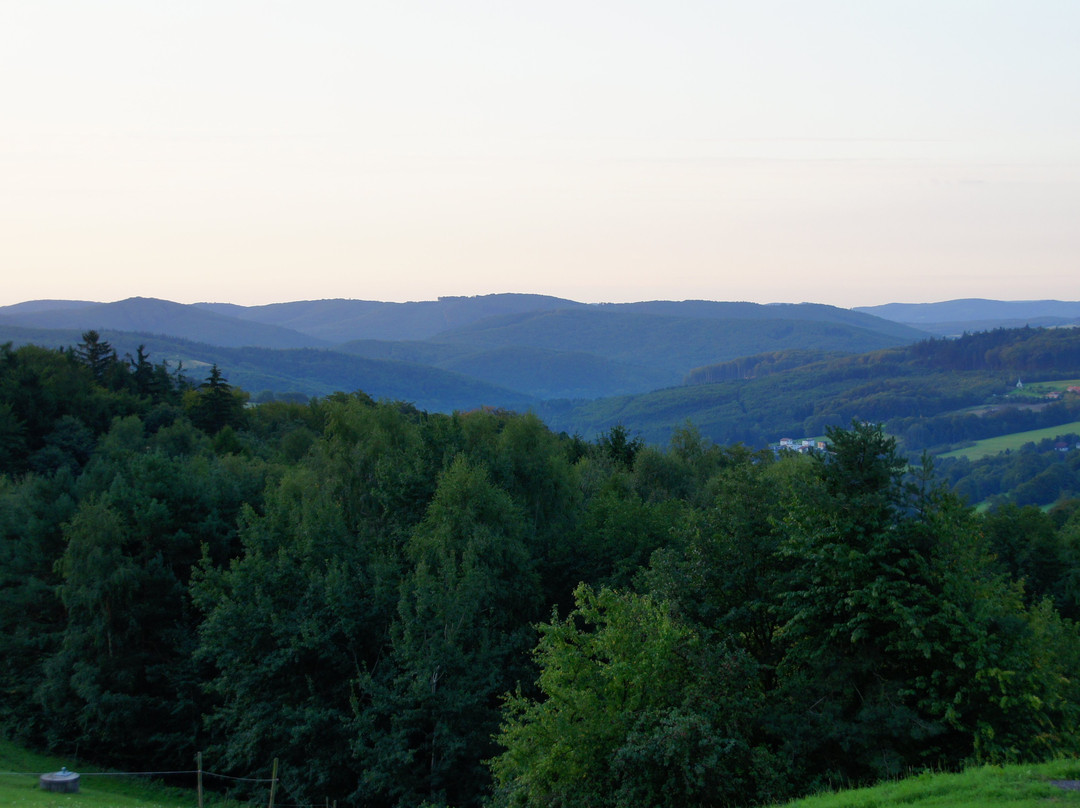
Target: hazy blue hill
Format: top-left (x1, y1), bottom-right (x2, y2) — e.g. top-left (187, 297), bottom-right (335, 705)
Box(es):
top-left (0, 324), bottom-right (87, 351)
top-left (434, 344), bottom-right (678, 400)
top-left (195, 296), bottom-right (923, 343)
top-left (334, 339), bottom-right (679, 399)
top-left (909, 316), bottom-right (1080, 336)
top-left (195, 293), bottom-right (586, 342)
top-left (0, 325), bottom-right (533, 412)
top-left (0, 297), bottom-right (327, 349)
top-left (435, 309), bottom-right (919, 374)
top-left (183, 345), bottom-right (536, 411)
top-left (334, 339), bottom-right (467, 366)
top-left (0, 294), bottom-right (926, 405)
top-left (855, 299), bottom-right (1080, 334)
top-left (612, 300), bottom-right (927, 340)
top-left (0, 299), bottom-right (100, 315)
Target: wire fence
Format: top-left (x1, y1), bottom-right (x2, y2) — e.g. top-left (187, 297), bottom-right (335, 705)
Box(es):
top-left (0, 769), bottom-right (274, 781)
top-left (0, 756), bottom-right (340, 808)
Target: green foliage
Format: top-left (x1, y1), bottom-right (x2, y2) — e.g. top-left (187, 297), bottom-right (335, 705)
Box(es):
top-left (542, 325), bottom-right (1080, 450)
top-left (597, 423), bottom-right (643, 469)
top-left (35, 417), bottom-right (270, 766)
top-left (936, 434), bottom-right (1080, 507)
top-left (187, 364), bottom-right (248, 434)
top-left (0, 470), bottom-right (77, 743)
top-left (490, 585), bottom-right (778, 808)
top-left (192, 395), bottom-right (427, 804)
top-left (685, 348), bottom-right (844, 384)
top-left (353, 456), bottom-right (540, 808)
top-left (645, 447), bottom-right (809, 679)
top-left (6, 340), bottom-right (1080, 808)
top-left (771, 423), bottom-right (1080, 780)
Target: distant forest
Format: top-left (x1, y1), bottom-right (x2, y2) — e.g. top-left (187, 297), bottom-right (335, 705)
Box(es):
top-left (3, 334), bottom-right (1080, 808)
top-left (547, 325), bottom-right (1080, 451)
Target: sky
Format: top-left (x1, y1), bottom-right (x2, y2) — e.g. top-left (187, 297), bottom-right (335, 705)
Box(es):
top-left (2, 1), bottom-right (1078, 309)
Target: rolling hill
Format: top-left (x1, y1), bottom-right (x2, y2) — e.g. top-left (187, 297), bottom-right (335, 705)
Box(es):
top-left (431, 308), bottom-right (922, 373)
top-left (855, 298), bottom-right (1080, 335)
top-left (538, 325), bottom-right (1080, 448)
top-left (1, 294), bottom-right (926, 403)
top-left (335, 340), bottom-right (678, 400)
top-left (0, 325), bottom-right (534, 413)
top-left (194, 293), bottom-right (587, 342)
top-left (0, 297), bottom-right (326, 349)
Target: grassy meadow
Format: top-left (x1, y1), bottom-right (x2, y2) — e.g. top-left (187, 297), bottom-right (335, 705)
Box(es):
top-left (777, 760), bottom-right (1080, 808)
top-left (7, 734), bottom-right (1080, 808)
top-left (0, 740), bottom-right (249, 808)
top-left (1007, 380), bottom-right (1080, 400)
top-left (938, 420), bottom-right (1080, 460)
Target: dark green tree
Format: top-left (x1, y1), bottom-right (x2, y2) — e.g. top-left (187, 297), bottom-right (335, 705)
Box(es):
top-left (36, 415), bottom-right (270, 766)
top-left (983, 503), bottom-right (1080, 618)
top-left (598, 423), bottom-right (643, 470)
top-left (0, 469), bottom-right (78, 744)
top-left (74, 330), bottom-right (118, 384)
top-left (773, 422), bottom-right (1080, 782)
top-left (645, 447), bottom-right (809, 686)
top-left (126, 344), bottom-right (154, 397)
top-left (353, 455), bottom-right (539, 808)
top-left (188, 364), bottom-right (247, 434)
top-left (194, 395), bottom-right (434, 805)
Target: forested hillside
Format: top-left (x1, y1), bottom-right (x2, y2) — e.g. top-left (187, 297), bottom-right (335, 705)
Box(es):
top-left (4, 336), bottom-right (1080, 808)
top-left (547, 325), bottom-right (1080, 449)
top-left (0, 326), bottom-right (537, 413)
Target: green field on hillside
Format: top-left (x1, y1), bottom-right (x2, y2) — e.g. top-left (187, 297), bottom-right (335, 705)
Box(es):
top-left (1007, 379), bottom-right (1080, 400)
top-left (938, 421), bottom-right (1080, 460)
top-left (0, 739), bottom-right (249, 808)
top-left (777, 760), bottom-right (1080, 808)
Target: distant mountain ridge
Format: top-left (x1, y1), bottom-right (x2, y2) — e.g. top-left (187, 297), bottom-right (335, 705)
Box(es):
top-left (0, 293), bottom-right (928, 405)
top-left (194, 294), bottom-right (587, 342)
top-left (854, 299), bottom-right (1080, 335)
top-left (0, 297), bottom-right (327, 349)
top-left (430, 308), bottom-right (918, 371)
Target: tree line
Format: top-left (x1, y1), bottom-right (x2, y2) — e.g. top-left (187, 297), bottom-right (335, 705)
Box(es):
top-left (3, 336), bottom-right (1080, 807)
top-left (935, 435), bottom-right (1080, 508)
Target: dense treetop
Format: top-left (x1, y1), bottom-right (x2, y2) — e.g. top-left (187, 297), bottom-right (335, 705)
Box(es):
top-left (2, 337), bottom-right (1080, 808)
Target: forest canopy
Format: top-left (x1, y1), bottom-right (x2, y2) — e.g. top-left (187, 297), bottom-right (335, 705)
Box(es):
top-left (2, 337), bottom-right (1080, 808)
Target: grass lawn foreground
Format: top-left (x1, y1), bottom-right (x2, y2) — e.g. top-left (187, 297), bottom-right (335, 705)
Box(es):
top-left (5, 736), bottom-right (1080, 808)
top-left (777, 760), bottom-right (1080, 808)
top-left (0, 739), bottom-right (249, 808)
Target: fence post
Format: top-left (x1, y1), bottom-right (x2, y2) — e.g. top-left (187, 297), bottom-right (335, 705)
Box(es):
top-left (196, 751), bottom-right (203, 808)
top-left (268, 758), bottom-right (279, 808)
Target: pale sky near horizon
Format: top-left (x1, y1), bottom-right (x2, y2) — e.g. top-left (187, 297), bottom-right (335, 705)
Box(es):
top-left (2, 1), bottom-right (1078, 309)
